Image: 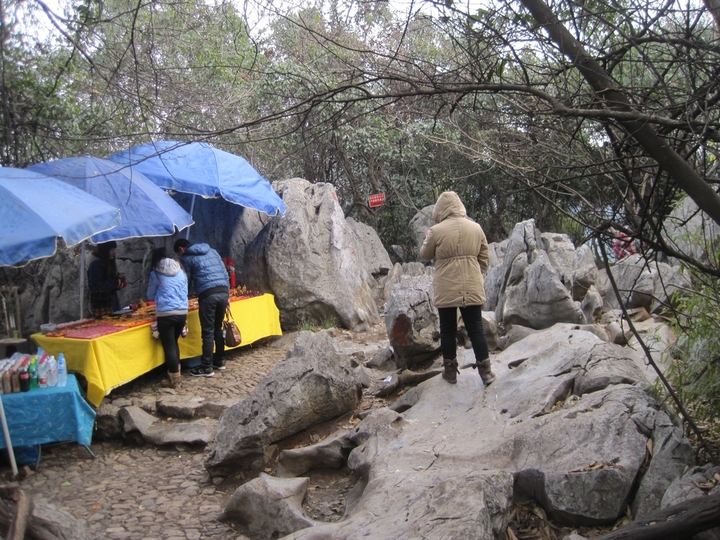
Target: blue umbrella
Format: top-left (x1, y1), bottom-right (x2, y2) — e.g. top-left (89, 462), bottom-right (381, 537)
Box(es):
top-left (28, 155), bottom-right (194, 242)
top-left (108, 141), bottom-right (287, 220)
top-left (0, 167), bottom-right (121, 267)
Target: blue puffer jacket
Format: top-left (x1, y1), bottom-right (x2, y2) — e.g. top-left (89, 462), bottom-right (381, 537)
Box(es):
top-left (147, 258), bottom-right (189, 315)
top-left (180, 243), bottom-right (229, 295)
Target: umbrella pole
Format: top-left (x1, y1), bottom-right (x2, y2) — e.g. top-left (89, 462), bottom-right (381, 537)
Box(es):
top-left (0, 398), bottom-right (18, 478)
top-left (79, 242), bottom-right (85, 319)
top-left (185, 194), bottom-right (196, 240)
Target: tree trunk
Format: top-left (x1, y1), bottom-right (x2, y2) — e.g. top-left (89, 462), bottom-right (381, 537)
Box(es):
top-left (519, 0), bottom-right (720, 228)
top-left (704, 0), bottom-right (720, 31)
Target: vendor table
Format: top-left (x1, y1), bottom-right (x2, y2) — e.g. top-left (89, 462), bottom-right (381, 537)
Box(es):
top-left (0, 374), bottom-right (95, 449)
top-left (31, 293), bottom-right (281, 407)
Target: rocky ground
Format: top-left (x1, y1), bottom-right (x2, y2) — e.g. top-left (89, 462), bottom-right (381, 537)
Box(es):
top-left (2, 323), bottom-right (689, 540)
top-left (1, 324), bottom-right (395, 540)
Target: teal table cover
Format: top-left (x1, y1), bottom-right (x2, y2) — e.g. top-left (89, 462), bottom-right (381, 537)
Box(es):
top-left (0, 374), bottom-right (95, 448)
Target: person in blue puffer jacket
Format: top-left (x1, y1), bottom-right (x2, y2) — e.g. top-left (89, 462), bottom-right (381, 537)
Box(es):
top-left (147, 247), bottom-right (188, 388)
top-left (173, 239), bottom-right (230, 378)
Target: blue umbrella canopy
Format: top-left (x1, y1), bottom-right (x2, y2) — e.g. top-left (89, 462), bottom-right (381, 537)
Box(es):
top-left (108, 141), bottom-right (287, 217)
top-left (28, 155), bottom-right (194, 242)
top-left (0, 168), bottom-right (121, 267)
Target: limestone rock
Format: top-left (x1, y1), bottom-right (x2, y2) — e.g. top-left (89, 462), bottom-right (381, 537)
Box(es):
top-left (119, 405), bottom-right (216, 446)
top-left (205, 331), bottom-right (361, 476)
top-left (242, 178), bottom-right (380, 331)
top-left (502, 250), bottom-right (584, 329)
top-left (384, 274), bottom-right (439, 368)
top-left (221, 473), bottom-right (313, 537)
top-left (409, 204), bottom-right (435, 256)
top-left (632, 410), bottom-right (695, 518)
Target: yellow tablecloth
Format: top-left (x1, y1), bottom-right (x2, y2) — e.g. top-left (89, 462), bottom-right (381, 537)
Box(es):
top-left (32, 294), bottom-right (281, 407)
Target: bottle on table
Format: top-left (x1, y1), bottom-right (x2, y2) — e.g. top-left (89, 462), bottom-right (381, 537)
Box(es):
top-left (1, 369), bottom-right (11, 394)
top-left (38, 355), bottom-right (48, 388)
top-left (57, 353), bottom-right (67, 387)
top-left (19, 358), bottom-right (30, 392)
top-left (47, 355), bottom-right (58, 387)
top-left (29, 356), bottom-right (39, 390)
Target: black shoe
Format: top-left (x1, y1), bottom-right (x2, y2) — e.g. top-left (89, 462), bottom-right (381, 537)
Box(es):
top-left (213, 360), bottom-right (226, 371)
top-left (189, 366), bottom-right (214, 378)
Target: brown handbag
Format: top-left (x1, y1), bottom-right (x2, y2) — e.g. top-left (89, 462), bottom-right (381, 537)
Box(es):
top-left (223, 306), bottom-right (242, 347)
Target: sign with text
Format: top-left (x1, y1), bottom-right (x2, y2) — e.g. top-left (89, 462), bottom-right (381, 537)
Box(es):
top-left (368, 193), bottom-right (386, 208)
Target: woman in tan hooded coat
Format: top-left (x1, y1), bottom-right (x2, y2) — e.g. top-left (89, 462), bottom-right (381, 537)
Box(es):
top-left (419, 191), bottom-right (496, 385)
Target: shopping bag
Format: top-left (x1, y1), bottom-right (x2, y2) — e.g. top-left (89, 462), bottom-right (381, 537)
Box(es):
top-left (223, 306), bottom-right (242, 347)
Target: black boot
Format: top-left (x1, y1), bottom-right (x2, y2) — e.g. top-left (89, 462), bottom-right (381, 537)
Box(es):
top-left (442, 357), bottom-right (459, 384)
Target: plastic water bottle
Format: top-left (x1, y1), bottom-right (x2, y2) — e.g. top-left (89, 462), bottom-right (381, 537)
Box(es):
top-left (38, 355), bottom-right (48, 388)
top-left (57, 353), bottom-right (67, 387)
top-left (28, 356), bottom-right (39, 390)
top-left (47, 355), bottom-right (58, 387)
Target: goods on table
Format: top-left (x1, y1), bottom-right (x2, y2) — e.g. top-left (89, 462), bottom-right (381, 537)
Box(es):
top-left (0, 348), bottom-right (60, 394)
top-left (43, 287), bottom-right (263, 339)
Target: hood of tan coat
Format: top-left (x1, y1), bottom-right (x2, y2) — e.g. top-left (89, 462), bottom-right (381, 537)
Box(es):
top-left (432, 191), bottom-right (466, 223)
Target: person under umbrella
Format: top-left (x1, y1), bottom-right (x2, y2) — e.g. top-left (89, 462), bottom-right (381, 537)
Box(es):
top-left (147, 247), bottom-right (188, 388)
top-left (87, 241), bottom-right (125, 318)
top-left (174, 239), bottom-right (229, 377)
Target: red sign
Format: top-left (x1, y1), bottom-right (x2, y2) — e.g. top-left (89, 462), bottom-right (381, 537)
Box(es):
top-left (368, 193), bottom-right (386, 208)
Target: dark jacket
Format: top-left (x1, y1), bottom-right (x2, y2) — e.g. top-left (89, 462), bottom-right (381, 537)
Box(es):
top-left (180, 243), bottom-right (229, 296)
top-left (87, 258), bottom-right (120, 316)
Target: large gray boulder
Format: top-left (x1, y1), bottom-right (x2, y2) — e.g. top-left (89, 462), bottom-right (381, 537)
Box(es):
top-left (540, 232), bottom-right (576, 290)
top-left (279, 325), bottom-right (680, 538)
top-left (346, 217), bottom-right (393, 278)
top-left (205, 331), bottom-right (362, 476)
top-left (601, 255), bottom-right (692, 314)
top-left (221, 474), bottom-right (314, 538)
top-left (502, 249), bottom-right (584, 329)
top-left (664, 196), bottom-right (720, 266)
top-left (242, 178), bottom-right (381, 331)
top-left (484, 220), bottom-right (584, 329)
top-left (409, 204), bottom-right (435, 256)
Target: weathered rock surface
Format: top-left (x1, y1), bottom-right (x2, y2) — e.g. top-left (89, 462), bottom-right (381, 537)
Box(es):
top-left (217, 322), bottom-right (691, 539)
top-left (482, 220), bottom-right (584, 329)
top-left (600, 254), bottom-right (692, 314)
top-left (205, 330), bottom-right (362, 476)
top-left (119, 405), bottom-right (217, 446)
top-left (242, 178), bottom-right (381, 331)
top-left (220, 474), bottom-right (314, 538)
top-left (383, 274), bottom-right (439, 368)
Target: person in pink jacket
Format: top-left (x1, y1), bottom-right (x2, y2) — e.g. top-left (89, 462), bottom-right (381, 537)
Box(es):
top-left (419, 191), bottom-right (496, 386)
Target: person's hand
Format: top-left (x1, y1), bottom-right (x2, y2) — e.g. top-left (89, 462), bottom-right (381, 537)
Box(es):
top-left (425, 228), bottom-right (432, 239)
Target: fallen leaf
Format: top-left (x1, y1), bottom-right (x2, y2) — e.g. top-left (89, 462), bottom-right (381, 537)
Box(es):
top-left (61, 481), bottom-right (71, 487)
top-left (694, 480), bottom-right (716, 490)
top-left (532, 505), bottom-right (547, 520)
top-left (646, 438), bottom-right (653, 456)
top-left (91, 505), bottom-right (101, 510)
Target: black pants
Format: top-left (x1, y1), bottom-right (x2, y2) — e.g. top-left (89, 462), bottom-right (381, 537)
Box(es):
top-left (198, 292), bottom-right (229, 367)
top-left (157, 314), bottom-right (187, 374)
top-left (438, 305), bottom-right (489, 364)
